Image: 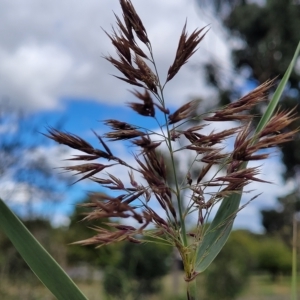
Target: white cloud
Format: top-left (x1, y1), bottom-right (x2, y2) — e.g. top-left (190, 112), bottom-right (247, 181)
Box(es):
top-left (50, 213), bottom-right (71, 228)
top-left (0, 0), bottom-right (231, 111)
top-left (0, 180), bottom-right (34, 204)
top-left (0, 44), bottom-right (74, 110)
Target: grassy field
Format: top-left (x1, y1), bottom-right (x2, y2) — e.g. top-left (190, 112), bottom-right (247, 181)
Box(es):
top-left (238, 275), bottom-right (300, 300)
top-left (158, 273), bottom-right (300, 300)
top-left (0, 273), bottom-right (299, 299)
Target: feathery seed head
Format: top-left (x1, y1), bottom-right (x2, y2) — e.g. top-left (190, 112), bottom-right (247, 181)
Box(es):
top-left (46, 0), bottom-right (298, 283)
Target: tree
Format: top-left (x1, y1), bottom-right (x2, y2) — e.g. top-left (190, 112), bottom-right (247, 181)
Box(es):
top-left (65, 196), bottom-right (120, 268)
top-left (256, 237), bottom-right (292, 281)
top-left (261, 191), bottom-right (300, 246)
top-left (102, 240), bottom-right (172, 299)
top-left (0, 103), bottom-right (69, 218)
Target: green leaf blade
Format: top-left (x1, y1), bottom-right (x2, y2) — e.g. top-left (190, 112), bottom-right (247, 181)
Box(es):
top-left (0, 198), bottom-right (89, 300)
top-left (255, 41), bottom-right (300, 134)
top-left (195, 193), bottom-right (241, 273)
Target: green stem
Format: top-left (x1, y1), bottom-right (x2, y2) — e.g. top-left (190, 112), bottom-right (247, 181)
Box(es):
top-left (186, 278), bottom-right (198, 300)
top-left (291, 215), bottom-right (297, 300)
top-left (166, 131), bottom-right (187, 245)
top-left (148, 46), bottom-right (188, 246)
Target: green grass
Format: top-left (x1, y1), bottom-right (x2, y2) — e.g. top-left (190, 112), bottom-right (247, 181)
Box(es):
top-left (1, 273), bottom-right (299, 300)
top-left (239, 274), bottom-right (300, 300)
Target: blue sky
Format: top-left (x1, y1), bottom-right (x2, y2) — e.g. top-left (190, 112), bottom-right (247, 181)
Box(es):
top-left (0, 0), bottom-right (292, 233)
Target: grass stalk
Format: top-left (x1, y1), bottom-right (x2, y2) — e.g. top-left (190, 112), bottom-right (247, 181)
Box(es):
top-left (186, 278), bottom-right (198, 300)
top-left (291, 214), bottom-right (297, 300)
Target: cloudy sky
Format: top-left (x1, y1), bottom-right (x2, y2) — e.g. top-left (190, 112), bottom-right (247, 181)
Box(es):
top-left (1, 0), bottom-right (291, 232)
top-left (1, 0), bottom-right (231, 111)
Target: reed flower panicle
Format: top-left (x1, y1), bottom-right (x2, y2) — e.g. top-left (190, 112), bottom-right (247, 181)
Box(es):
top-left (46, 0), bottom-right (298, 294)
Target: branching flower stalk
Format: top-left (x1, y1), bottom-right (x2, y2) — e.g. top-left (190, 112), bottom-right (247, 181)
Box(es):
top-left (46, 1), bottom-right (298, 299)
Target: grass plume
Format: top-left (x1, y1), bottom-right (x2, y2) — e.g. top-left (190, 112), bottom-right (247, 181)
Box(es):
top-left (46, 0), bottom-right (298, 291)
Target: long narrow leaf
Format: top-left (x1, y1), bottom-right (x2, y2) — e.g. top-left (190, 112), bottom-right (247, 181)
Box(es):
top-left (255, 41), bottom-right (300, 134)
top-left (195, 41), bottom-right (300, 273)
top-left (0, 198), bottom-right (89, 300)
top-left (195, 193), bottom-right (241, 272)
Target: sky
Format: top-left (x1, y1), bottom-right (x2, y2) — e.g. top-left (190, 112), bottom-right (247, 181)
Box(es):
top-left (0, 0), bottom-right (293, 233)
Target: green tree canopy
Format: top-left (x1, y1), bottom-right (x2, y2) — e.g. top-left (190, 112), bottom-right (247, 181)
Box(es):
top-left (261, 191), bottom-right (300, 245)
top-left (65, 196), bottom-right (120, 268)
